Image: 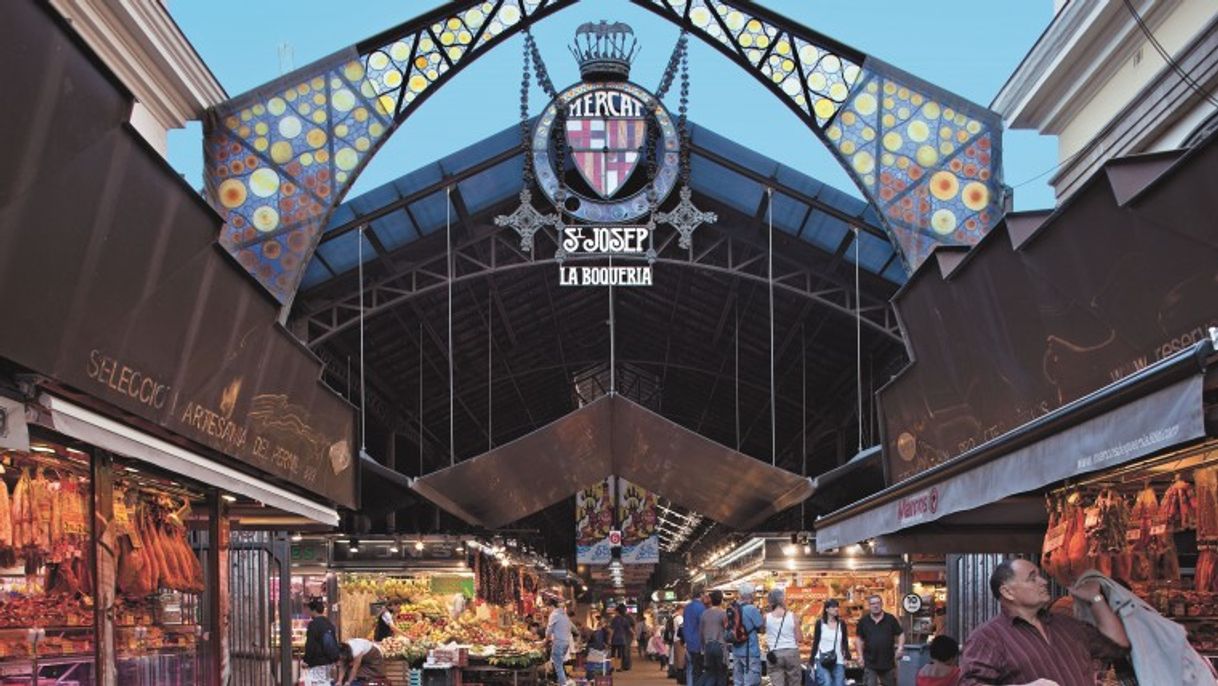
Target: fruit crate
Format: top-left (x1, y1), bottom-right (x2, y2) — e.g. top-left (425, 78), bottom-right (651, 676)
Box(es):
top-left (384, 661), bottom-right (410, 685)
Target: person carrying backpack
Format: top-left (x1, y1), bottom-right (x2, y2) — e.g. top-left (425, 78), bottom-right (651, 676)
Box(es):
top-left (303, 598), bottom-right (340, 685)
top-left (726, 583), bottom-right (764, 686)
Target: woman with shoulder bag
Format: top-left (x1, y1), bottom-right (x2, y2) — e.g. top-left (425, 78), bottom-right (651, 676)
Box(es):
top-left (810, 599), bottom-right (849, 686)
top-left (764, 589), bottom-right (804, 686)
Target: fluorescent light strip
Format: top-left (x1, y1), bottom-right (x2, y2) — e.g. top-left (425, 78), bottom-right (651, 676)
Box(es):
top-left (712, 537), bottom-right (765, 568)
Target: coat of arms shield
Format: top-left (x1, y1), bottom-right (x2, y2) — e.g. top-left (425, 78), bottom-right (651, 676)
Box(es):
top-left (565, 92), bottom-right (647, 199)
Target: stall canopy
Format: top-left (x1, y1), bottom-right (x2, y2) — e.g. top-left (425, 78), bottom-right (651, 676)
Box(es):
top-left (816, 127), bottom-right (1218, 551)
top-left (359, 452), bottom-right (417, 515)
top-left (816, 344), bottom-right (1210, 550)
top-left (411, 394), bottom-right (813, 530)
top-left (0, 3), bottom-right (357, 510)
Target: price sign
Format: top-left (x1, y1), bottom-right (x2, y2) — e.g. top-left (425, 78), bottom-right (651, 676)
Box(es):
top-left (1126, 529), bottom-right (1142, 542)
top-left (1150, 523), bottom-right (1168, 537)
top-left (609, 530), bottom-right (622, 547)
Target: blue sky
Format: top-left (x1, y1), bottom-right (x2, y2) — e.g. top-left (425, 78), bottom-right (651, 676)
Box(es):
top-left (167, 0), bottom-right (1059, 210)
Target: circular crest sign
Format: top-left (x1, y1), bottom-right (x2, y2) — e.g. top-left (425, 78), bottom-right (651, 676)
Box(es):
top-left (902, 593), bottom-right (924, 614)
top-left (533, 80), bottom-right (680, 223)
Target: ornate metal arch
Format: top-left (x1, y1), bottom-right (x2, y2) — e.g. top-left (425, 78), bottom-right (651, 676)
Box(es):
top-left (203, 0), bottom-right (1006, 305)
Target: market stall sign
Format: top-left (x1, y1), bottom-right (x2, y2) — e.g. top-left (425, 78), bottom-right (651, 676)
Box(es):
top-left (0, 4), bottom-right (357, 510)
top-left (291, 543), bottom-right (326, 565)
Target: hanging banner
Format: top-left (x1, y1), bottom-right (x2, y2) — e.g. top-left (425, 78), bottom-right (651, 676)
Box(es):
top-left (576, 479), bottom-right (615, 564)
top-left (618, 478), bottom-right (660, 564)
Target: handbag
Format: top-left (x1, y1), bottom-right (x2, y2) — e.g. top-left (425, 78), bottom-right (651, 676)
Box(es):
top-left (816, 621), bottom-right (838, 669)
top-left (765, 610), bottom-right (788, 665)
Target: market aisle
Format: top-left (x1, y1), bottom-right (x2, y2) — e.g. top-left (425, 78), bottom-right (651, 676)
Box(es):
top-left (593, 660), bottom-right (675, 686)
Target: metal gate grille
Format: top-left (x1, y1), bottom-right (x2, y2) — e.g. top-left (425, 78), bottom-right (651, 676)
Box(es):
top-left (229, 531), bottom-right (282, 686)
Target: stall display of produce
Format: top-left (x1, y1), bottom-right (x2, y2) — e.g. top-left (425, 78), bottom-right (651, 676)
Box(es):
top-left (338, 573), bottom-right (544, 669)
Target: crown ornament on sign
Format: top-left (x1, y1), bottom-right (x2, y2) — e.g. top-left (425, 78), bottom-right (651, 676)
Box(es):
top-left (570, 21), bottom-right (639, 81)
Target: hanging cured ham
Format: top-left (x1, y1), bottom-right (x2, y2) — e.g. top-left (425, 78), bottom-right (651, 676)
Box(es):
top-left (1196, 467), bottom-right (1218, 542)
top-left (1160, 474), bottom-right (1197, 532)
top-left (1041, 497), bottom-right (1065, 584)
top-left (1128, 485), bottom-right (1157, 581)
top-left (1196, 467), bottom-right (1218, 592)
top-left (11, 468), bottom-right (32, 551)
top-left (0, 476), bottom-right (12, 567)
top-left (1062, 496), bottom-right (1090, 583)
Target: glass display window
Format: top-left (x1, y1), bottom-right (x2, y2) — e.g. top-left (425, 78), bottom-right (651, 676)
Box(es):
top-left (0, 440), bottom-right (96, 685)
top-left (107, 454), bottom-right (211, 685)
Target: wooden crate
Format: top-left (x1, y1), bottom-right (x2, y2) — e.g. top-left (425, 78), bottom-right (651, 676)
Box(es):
top-left (383, 661), bottom-right (411, 686)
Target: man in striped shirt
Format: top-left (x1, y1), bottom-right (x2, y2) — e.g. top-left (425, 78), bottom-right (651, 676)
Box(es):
top-left (959, 558), bottom-right (1130, 686)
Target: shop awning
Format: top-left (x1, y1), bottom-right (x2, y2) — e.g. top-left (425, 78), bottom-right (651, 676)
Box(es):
top-left (815, 342), bottom-right (1211, 551)
top-left (359, 452), bottom-right (418, 514)
top-left (806, 446), bottom-right (886, 515)
top-left (411, 395), bottom-right (812, 530)
top-left (44, 394), bottom-right (341, 527)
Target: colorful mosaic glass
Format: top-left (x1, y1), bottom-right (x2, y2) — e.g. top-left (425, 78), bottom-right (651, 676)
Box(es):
top-left (824, 65), bottom-right (1003, 268)
top-left (642, 0), bottom-right (1005, 271)
top-left (204, 0), bottom-right (563, 302)
top-left (205, 0), bottom-right (1005, 301)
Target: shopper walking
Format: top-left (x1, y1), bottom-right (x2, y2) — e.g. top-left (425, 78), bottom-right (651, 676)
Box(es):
top-left (810, 599), bottom-right (850, 686)
top-left (338, 638), bottom-right (388, 686)
top-left (302, 599), bottom-right (340, 686)
top-left (610, 603), bottom-right (635, 671)
top-left (545, 597), bottom-right (573, 686)
top-left (854, 594), bottom-right (904, 686)
top-left (916, 635), bottom-right (961, 686)
top-left (637, 616), bottom-right (651, 658)
top-left (700, 590), bottom-right (730, 686)
top-left (682, 586), bottom-right (708, 686)
top-left (959, 558), bottom-right (1130, 686)
top-left (728, 583), bottom-right (764, 686)
top-left (764, 589), bottom-right (804, 686)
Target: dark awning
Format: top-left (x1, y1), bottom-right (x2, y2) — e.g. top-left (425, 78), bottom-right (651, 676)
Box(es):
top-left (0, 3), bottom-right (356, 509)
top-left (410, 396), bottom-right (614, 528)
top-left (806, 446), bottom-right (886, 515)
top-left (815, 342), bottom-right (1211, 551)
top-left (359, 452), bottom-right (418, 514)
top-left (411, 395), bottom-right (812, 530)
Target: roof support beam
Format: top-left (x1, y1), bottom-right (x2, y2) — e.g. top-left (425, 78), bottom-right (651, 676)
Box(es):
top-left (298, 225), bottom-right (901, 347)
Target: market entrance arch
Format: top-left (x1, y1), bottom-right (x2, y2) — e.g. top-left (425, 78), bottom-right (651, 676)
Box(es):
top-left (203, 0), bottom-right (1007, 307)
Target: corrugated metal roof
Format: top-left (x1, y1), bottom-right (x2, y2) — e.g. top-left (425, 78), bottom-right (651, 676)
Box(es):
top-left (305, 121), bottom-right (906, 289)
